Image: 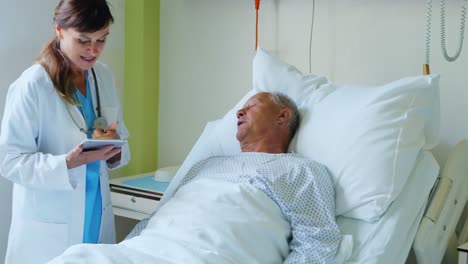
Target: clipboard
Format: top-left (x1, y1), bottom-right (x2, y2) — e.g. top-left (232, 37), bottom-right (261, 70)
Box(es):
top-left (81, 139), bottom-right (127, 150)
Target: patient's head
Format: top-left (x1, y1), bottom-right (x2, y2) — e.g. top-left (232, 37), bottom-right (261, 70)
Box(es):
top-left (236, 92), bottom-right (299, 153)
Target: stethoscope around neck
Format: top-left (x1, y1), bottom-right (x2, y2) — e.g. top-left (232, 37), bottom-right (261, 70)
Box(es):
top-left (66, 68), bottom-right (108, 135)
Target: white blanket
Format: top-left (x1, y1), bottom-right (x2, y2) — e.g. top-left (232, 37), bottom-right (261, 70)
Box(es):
top-left (49, 179), bottom-right (292, 263)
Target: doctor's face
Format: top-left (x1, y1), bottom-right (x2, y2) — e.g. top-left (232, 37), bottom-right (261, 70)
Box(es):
top-left (55, 25), bottom-right (109, 71)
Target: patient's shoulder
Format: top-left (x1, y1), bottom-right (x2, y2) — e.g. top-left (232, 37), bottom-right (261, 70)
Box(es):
top-left (286, 153), bottom-right (334, 182)
top-left (287, 153), bottom-right (328, 168)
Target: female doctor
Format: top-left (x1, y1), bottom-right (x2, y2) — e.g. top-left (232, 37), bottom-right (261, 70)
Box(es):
top-left (0, 0), bottom-right (130, 263)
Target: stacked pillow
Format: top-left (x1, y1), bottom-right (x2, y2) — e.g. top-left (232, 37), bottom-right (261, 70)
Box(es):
top-left (166, 47), bottom-right (440, 223)
top-left (291, 75), bottom-right (439, 221)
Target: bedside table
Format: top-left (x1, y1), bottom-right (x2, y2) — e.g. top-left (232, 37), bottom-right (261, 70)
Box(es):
top-left (459, 242), bottom-right (468, 264)
top-left (110, 172), bottom-right (170, 220)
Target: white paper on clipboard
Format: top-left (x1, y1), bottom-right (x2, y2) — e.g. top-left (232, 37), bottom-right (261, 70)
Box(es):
top-left (81, 139), bottom-right (127, 150)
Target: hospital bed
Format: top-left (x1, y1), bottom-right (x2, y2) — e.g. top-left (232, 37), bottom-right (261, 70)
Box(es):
top-left (49, 48), bottom-right (468, 264)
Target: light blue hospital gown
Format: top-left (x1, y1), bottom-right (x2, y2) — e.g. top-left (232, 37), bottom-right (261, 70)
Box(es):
top-left (128, 152), bottom-right (341, 263)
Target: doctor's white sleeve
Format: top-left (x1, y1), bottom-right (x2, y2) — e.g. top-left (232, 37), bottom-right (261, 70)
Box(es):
top-left (0, 77), bottom-right (74, 191)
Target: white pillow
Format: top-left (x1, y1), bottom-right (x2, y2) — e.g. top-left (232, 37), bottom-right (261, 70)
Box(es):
top-left (253, 48), bottom-right (328, 105)
top-left (290, 75), bottom-right (440, 222)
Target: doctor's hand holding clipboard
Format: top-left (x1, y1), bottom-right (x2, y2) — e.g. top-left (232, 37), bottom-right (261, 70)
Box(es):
top-left (66, 121), bottom-right (123, 169)
top-left (0, 1), bottom-right (131, 263)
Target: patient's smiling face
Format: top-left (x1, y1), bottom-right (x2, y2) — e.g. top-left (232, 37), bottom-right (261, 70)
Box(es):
top-left (236, 92), bottom-right (281, 143)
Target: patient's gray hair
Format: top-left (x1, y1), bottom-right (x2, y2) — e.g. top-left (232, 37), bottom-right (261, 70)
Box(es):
top-left (270, 92), bottom-right (300, 139)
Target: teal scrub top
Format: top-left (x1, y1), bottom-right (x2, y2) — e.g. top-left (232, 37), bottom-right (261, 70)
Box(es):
top-left (74, 70), bottom-right (102, 243)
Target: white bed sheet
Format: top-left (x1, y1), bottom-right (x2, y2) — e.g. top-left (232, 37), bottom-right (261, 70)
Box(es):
top-left (50, 171), bottom-right (350, 264)
top-left (49, 179), bottom-right (297, 263)
top-left (337, 150), bottom-right (439, 263)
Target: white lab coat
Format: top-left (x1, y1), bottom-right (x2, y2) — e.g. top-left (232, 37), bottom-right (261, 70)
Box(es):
top-left (0, 62), bottom-right (130, 264)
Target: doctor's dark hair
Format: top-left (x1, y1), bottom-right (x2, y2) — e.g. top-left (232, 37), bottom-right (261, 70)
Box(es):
top-left (35, 0), bottom-right (114, 105)
top-left (270, 92), bottom-right (300, 140)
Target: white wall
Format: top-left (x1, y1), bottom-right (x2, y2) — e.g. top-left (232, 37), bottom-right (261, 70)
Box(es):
top-left (159, 0), bottom-right (279, 166)
top-left (159, 0), bottom-right (468, 169)
top-left (0, 0), bottom-right (124, 261)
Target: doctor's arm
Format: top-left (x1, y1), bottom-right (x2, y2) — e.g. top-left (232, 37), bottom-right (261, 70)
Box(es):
top-left (0, 81), bottom-right (74, 190)
top-left (96, 63), bottom-right (130, 169)
top-left (101, 115), bottom-right (130, 169)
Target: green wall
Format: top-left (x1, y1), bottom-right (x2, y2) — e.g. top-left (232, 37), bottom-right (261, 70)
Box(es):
top-left (123, 0), bottom-right (160, 176)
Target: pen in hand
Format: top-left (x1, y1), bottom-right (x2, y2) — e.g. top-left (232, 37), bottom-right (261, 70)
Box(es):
top-left (93, 121), bottom-right (120, 139)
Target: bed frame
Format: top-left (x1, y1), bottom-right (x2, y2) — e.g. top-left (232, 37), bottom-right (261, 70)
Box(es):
top-left (412, 140), bottom-right (468, 263)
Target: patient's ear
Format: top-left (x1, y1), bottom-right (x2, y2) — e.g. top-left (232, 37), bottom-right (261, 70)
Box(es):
top-left (277, 107), bottom-right (292, 126)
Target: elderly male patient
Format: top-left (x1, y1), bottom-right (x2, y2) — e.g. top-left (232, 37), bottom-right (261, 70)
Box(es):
top-left (49, 92), bottom-right (341, 264)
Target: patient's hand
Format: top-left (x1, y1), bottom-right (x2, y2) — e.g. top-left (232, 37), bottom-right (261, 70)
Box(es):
top-left (93, 121), bottom-right (120, 139)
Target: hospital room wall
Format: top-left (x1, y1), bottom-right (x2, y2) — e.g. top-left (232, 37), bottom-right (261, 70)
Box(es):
top-left (273, 0), bottom-right (468, 166)
top-left (0, 0), bottom-right (125, 261)
top-left (159, 0), bottom-right (468, 171)
top-left (158, 0), bottom-right (280, 166)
